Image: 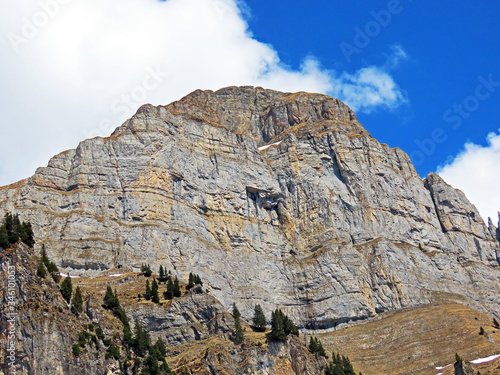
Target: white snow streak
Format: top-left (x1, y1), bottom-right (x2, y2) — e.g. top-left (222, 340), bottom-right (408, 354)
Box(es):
top-left (470, 354), bottom-right (500, 364)
top-left (258, 141), bottom-right (282, 151)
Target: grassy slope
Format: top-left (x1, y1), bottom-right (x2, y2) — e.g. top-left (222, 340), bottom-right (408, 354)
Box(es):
top-left (318, 303), bottom-right (500, 375)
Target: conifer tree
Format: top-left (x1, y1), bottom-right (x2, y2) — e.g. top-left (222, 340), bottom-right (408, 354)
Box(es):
top-left (164, 278), bottom-right (174, 300)
top-left (37, 260), bottom-right (47, 278)
top-left (159, 265), bottom-right (166, 283)
top-left (232, 303), bottom-right (241, 320)
top-left (268, 309), bottom-right (297, 341)
top-left (40, 245), bottom-right (49, 265)
top-left (194, 274), bottom-right (202, 285)
top-left (71, 286), bottom-right (83, 314)
top-left (173, 277), bottom-right (181, 297)
top-left (141, 263), bottom-right (152, 277)
top-left (46, 261), bottom-right (61, 282)
top-left (105, 341), bottom-right (120, 360)
top-left (123, 324), bottom-right (133, 347)
top-left (232, 303), bottom-right (244, 344)
top-left (154, 338), bottom-right (166, 357)
top-left (142, 352), bottom-right (160, 374)
top-left (20, 222), bottom-right (34, 247)
top-left (309, 337), bottom-right (327, 357)
top-left (252, 304), bottom-right (266, 332)
top-left (145, 280), bottom-right (152, 300)
top-left (103, 286), bottom-right (119, 310)
top-left (0, 224), bottom-right (9, 249)
top-left (133, 319), bottom-right (150, 357)
top-left (269, 309), bottom-right (286, 341)
top-left (283, 313), bottom-right (299, 336)
top-left (151, 278), bottom-right (160, 303)
top-left (40, 245), bottom-right (61, 282)
top-left (309, 337), bottom-right (319, 353)
top-left (187, 272), bottom-right (195, 290)
top-left (12, 214), bottom-right (21, 239)
top-left (60, 275), bottom-right (72, 303)
top-left (95, 327), bottom-right (105, 340)
top-left (5, 213), bottom-right (18, 244)
top-left (317, 339), bottom-right (326, 357)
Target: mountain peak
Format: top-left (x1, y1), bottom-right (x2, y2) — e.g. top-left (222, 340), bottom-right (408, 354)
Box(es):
top-left (119, 86), bottom-right (364, 146)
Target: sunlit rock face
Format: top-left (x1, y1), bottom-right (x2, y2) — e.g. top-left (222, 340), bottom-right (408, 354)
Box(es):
top-left (1, 86), bottom-right (499, 328)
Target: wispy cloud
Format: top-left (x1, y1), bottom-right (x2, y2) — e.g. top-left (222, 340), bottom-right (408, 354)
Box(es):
top-left (333, 65), bottom-right (407, 113)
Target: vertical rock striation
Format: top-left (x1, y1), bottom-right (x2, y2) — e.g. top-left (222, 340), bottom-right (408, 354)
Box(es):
top-left (0, 86), bottom-right (499, 329)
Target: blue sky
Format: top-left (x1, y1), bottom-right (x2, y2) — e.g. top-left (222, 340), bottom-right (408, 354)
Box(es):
top-left (0, 0), bottom-right (499, 220)
top-left (247, 1), bottom-right (500, 176)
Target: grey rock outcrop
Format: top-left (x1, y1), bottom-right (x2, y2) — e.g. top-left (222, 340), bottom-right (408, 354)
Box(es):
top-left (126, 285), bottom-right (234, 347)
top-left (0, 86), bottom-right (499, 329)
top-left (0, 244), bottom-right (113, 375)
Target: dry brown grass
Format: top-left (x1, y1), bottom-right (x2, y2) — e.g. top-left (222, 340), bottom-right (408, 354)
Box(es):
top-left (318, 303), bottom-right (500, 375)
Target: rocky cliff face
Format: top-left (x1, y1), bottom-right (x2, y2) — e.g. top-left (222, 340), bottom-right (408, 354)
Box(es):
top-left (0, 86), bottom-right (499, 329)
top-left (0, 243), bottom-right (326, 375)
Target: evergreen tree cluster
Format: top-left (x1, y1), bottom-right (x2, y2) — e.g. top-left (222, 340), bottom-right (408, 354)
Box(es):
top-left (0, 212), bottom-right (34, 249)
top-left (101, 287), bottom-right (175, 373)
top-left (141, 264), bottom-right (152, 277)
top-left (72, 325), bottom-right (124, 361)
top-left (158, 265), bottom-right (171, 283)
top-left (74, 329), bottom-right (100, 354)
top-left (325, 352), bottom-right (357, 375)
top-left (230, 304), bottom-right (299, 345)
top-left (131, 320), bottom-right (173, 375)
top-left (269, 309), bottom-right (298, 341)
top-left (37, 245), bottom-right (61, 282)
top-left (186, 272), bottom-right (202, 290)
top-left (308, 337), bottom-right (327, 357)
top-left (57, 273), bottom-right (84, 315)
top-left (102, 286), bottom-right (133, 345)
top-left (164, 277), bottom-right (181, 300)
top-left (143, 274), bottom-right (184, 303)
top-left (144, 278), bottom-right (161, 303)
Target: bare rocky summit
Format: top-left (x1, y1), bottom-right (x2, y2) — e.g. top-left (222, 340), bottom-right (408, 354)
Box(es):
top-left (1, 86), bottom-right (499, 332)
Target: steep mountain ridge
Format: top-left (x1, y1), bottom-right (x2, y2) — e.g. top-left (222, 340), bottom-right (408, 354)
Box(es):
top-left (0, 86), bottom-right (499, 331)
top-left (0, 243), bottom-right (327, 374)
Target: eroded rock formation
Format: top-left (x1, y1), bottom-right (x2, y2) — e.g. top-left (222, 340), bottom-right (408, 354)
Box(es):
top-left (1, 86), bottom-right (499, 329)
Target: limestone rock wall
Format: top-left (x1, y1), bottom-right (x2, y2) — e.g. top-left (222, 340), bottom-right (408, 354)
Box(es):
top-left (1, 86), bottom-right (499, 328)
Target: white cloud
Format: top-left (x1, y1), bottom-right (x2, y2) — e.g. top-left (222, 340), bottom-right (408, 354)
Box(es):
top-left (0, 0), bottom-right (407, 186)
top-left (334, 66), bottom-right (407, 113)
top-left (437, 131), bottom-right (500, 223)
